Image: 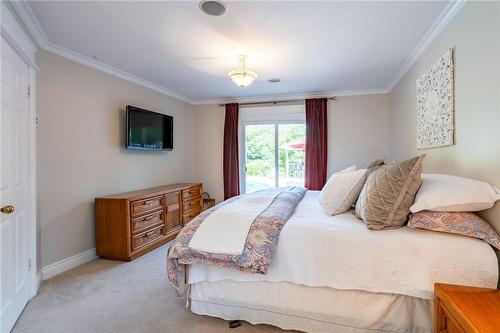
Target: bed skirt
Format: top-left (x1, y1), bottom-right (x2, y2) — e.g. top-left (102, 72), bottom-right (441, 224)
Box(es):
top-left (189, 280), bottom-right (433, 333)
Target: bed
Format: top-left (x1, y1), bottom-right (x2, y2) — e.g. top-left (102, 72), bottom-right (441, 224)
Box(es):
top-left (174, 191), bottom-right (499, 333)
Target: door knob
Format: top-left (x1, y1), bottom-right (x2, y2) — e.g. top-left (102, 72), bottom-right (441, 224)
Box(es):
top-left (1, 205), bottom-right (15, 214)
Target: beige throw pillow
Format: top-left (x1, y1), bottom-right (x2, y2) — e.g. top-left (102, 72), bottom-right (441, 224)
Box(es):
top-left (318, 165), bottom-right (356, 205)
top-left (320, 168), bottom-right (369, 215)
top-left (355, 155), bottom-right (425, 230)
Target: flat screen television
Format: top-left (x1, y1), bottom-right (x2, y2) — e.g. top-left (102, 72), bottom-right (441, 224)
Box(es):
top-left (126, 105), bottom-right (173, 151)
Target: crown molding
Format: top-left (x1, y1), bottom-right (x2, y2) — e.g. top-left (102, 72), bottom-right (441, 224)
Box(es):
top-left (194, 88), bottom-right (389, 106)
top-left (43, 41), bottom-right (198, 104)
top-left (9, 0), bottom-right (48, 48)
top-left (385, 0), bottom-right (466, 92)
top-left (1, 1), bottom-right (38, 68)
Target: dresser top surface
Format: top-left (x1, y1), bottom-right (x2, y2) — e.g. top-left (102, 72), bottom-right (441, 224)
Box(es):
top-left (96, 183), bottom-right (202, 200)
top-left (435, 283), bottom-right (500, 333)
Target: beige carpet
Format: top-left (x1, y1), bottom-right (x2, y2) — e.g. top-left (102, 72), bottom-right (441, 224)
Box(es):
top-left (13, 244), bottom-right (289, 333)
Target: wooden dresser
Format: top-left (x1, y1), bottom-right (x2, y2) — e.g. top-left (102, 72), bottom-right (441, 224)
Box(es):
top-left (95, 183), bottom-right (203, 261)
top-left (434, 283), bottom-right (500, 333)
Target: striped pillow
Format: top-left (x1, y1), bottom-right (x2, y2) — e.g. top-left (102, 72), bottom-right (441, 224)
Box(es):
top-left (408, 211), bottom-right (500, 250)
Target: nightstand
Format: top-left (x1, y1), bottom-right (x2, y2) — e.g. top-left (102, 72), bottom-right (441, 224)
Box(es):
top-left (434, 283), bottom-right (500, 333)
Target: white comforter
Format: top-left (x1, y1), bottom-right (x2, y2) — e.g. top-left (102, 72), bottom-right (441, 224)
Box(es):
top-left (188, 191), bottom-right (499, 299)
top-left (189, 188), bottom-right (285, 255)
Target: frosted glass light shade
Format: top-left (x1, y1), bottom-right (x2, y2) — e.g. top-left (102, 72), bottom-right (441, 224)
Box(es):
top-left (228, 69), bottom-right (258, 87)
top-left (228, 55), bottom-right (258, 88)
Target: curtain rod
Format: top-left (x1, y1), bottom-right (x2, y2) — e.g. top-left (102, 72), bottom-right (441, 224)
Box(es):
top-left (217, 96), bottom-right (337, 107)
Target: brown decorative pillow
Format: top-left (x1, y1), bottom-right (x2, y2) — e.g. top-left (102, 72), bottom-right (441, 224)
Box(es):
top-left (355, 155), bottom-right (425, 230)
top-left (408, 211), bottom-right (500, 250)
top-left (360, 159), bottom-right (385, 182)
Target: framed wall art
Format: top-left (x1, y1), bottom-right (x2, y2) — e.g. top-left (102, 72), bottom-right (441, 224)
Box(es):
top-left (416, 49), bottom-right (455, 149)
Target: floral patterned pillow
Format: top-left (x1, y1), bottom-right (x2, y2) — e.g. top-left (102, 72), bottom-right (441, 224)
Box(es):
top-left (408, 211), bottom-right (500, 250)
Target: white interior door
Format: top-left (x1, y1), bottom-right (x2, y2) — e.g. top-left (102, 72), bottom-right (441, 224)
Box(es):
top-left (1, 36), bottom-right (31, 333)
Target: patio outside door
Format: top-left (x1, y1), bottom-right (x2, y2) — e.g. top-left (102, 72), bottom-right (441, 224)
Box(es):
top-left (242, 123), bottom-right (305, 194)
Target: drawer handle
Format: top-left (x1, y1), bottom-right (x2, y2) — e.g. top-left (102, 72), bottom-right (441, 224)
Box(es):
top-left (189, 190), bottom-right (193, 194)
top-left (144, 200), bottom-right (154, 205)
top-left (190, 201), bottom-right (195, 205)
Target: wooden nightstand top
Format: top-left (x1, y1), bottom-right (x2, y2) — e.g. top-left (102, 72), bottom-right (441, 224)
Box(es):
top-left (435, 283), bottom-right (500, 333)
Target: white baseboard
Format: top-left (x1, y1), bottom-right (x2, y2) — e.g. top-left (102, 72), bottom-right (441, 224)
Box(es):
top-left (35, 271), bottom-right (43, 290)
top-left (30, 270), bottom-right (43, 298)
top-left (41, 248), bottom-right (97, 280)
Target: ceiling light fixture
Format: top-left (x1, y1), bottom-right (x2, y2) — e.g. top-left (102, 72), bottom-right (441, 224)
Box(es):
top-left (228, 55), bottom-right (258, 88)
top-left (199, 0), bottom-right (227, 16)
top-left (268, 78), bottom-right (281, 83)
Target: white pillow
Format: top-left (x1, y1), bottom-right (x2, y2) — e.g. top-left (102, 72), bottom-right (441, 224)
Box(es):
top-left (410, 174), bottom-right (500, 213)
top-left (338, 165), bottom-right (357, 173)
top-left (319, 166), bottom-right (356, 205)
top-left (320, 168), bottom-right (368, 215)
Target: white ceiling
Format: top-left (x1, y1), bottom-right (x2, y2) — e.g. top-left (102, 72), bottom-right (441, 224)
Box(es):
top-left (25, 1), bottom-right (451, 103)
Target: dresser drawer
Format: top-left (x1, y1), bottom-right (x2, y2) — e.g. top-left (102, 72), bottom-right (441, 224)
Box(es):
top-left (165, 204), bottom-right (182, 234)
top-left (183, 208), bottom-right (201, 224)
top-left (131, 211), bottom-right (164, 234)
top-left (164, 192), bottom-right (181, 206)
top-left (183, 198), bottom-right (202, 213)
top-left (131, 224), bottom-right (163, 252)
top-left (438, 306), bottom-right (464, 333)
top-left (130, 196), bottom-right (163, 217)
top-left (182, 186), bottom-right (201, 201)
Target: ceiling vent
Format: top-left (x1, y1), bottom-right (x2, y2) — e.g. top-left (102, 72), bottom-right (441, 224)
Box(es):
top-left (199, 0), bottom-right (227, 16)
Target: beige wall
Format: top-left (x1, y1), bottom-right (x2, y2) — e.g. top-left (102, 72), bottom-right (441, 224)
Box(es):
top-left (195, 104), bottom-right (225, 204)
top-left (195, 94), bottom-right (390, 203)
top-left (36, 51), bottom-right (196, 267)
top-left (328, 94), bottom-right (389, 174)
top-left (388, 1), bottom-right (500, 233)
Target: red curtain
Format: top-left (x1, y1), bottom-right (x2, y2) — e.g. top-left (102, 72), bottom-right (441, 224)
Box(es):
top-left (223, 103), bottom-right (240, 200)
top-left (305, 98), bottom-right (328, 190)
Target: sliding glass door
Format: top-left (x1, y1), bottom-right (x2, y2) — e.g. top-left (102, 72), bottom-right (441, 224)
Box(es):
top-left (278, 124), bottom-right (306, 187)
top-left (242, 122), bottom-right (305, 193)
top-left (243, 124), bottom-right (276, 193)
